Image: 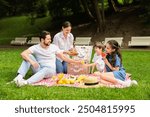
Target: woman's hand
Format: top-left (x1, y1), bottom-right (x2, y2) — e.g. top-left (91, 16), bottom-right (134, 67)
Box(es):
top-left (64, 50), bottom-right (78, 56)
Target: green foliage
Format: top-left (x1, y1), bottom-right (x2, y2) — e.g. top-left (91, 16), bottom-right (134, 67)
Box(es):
top-left (0, 0), bottom-right (48, 18)
top-left (36, 0), bottom-right (48, 18)
top-left (0, 0), bottom-right (9, 17)
top-left (0, 49), bottom-right (150, 100)
top-left (140, 0), bottom-right (150, 24)
top-left (48, 0), bottom-right (82, 18)
top-left (0, 16), bottom-right (51, 44)
top-left (118, 0), bottom-right (133, 4)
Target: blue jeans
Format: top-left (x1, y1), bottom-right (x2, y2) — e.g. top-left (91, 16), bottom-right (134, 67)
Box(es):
top-left (17, 55), bottom-right (56, 84)
top-left (56, 58), bottom-right (67, 74)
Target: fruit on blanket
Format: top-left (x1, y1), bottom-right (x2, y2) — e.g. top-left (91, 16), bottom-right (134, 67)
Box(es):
top-left (56, 74), bottom-right (93, 85)
top-left (69, 75), bottom-right (77, 80)
top-left (58, 79), bottom-right (64, 84)
top-left (69, 79), bottom-right (75, 84)
top-left (63, 78), bottom-right (70, 84)
top-left (57, 73), bottom-right (64, 80)
top-left (81, 60), bottom-right (85, 64)
top-left (52, 76), bottom-right (57, 80)
top-left (76, 75), bottom-right (87, 83)
top-left (57, 78), bottom-right (70, 84)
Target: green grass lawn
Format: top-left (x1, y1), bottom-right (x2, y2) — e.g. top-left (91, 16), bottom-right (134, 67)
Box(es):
top-left (0, 48), bottom-right (150, 100)
top-left (0, 16), bottom-right (51, 45)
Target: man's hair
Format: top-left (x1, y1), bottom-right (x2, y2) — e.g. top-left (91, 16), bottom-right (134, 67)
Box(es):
top-left (39, 31), bottom-right (50, 41)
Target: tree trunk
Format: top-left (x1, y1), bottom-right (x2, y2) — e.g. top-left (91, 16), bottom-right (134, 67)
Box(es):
top-left (108, 0), bottom-right (115, 11)
top-left (92, 0), bottom-right (103, 32)
top-left (113, 0), bottom-right (121, 7)
top-left (101, 0), bottom-right (106, 31)
top-left (80, 0), bottom-right (95, 20)
top-left (108, 0), bottom-right (122, 12)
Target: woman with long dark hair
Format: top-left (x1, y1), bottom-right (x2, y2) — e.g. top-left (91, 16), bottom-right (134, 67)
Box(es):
top-left (99, 40), bottom-right (137, 86)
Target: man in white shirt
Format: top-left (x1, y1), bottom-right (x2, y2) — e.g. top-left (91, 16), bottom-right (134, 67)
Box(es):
top-left (13, 31), bottom-right (80, 87)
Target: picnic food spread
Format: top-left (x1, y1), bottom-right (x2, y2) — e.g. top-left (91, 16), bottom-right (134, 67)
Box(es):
top-left (52, 73), bottom-right (99, 85)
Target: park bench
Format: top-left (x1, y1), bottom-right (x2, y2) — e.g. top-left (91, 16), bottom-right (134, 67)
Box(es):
top-left (27, 37), bottom-right (40, 45)
top-left (102, 37), bottom-right (123, 47)
top-left (74, 37), bottom-right (91, 46)
top-left (10, 37), bottom-right (27, 45)
top-left (128, 36), bottom-right (150, 47)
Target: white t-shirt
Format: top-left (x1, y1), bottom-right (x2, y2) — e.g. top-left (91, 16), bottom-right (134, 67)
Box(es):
top-left (53, 31), bottom-right (74, 61)
top-left (92, 53), bottom-right (105, 72)
top-left (29, 44), bottom-right (62, 70)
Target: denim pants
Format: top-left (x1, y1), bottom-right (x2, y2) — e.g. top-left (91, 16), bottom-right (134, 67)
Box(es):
top-left (56, 58), bottom-right (67, 74)
top-left (17, 55), bottom-right (56, 84)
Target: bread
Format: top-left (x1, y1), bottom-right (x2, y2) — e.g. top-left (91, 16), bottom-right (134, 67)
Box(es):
top-left (68, 50), bottom-right (78, 56)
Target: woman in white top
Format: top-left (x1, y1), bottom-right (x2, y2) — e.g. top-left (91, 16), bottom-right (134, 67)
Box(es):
top-left (53, 21), bottom-right (74, 73)
top-left (83, 42), bottom-right (105, 74)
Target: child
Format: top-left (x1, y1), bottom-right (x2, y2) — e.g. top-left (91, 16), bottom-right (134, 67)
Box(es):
top-left (83, 42), bottom-right (106, 74)
top-left (98, 40), bottom-right (137, 86)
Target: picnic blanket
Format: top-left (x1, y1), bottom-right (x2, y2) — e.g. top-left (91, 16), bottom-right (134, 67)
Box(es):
top-left (32, 74), bottom-right (131, 88)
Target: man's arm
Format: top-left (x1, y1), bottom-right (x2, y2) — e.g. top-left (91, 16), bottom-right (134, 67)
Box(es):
top-left (21, 49), bottom-right (39, 69)
top-left (56, 52), bottom-right (81, 64)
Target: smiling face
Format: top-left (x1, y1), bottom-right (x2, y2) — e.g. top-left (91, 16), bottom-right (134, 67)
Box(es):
top-left (62, 26), bottom-right (72, 36)
top-left (105, 43), bottom-right (115, 55)
top-left (94, 47), bottom-right (102, 55)
top-left (42, 34), bottom-right (51, 46)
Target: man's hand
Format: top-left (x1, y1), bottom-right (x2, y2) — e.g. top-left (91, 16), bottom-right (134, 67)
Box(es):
top-left (31, 61), bottom-right (39, 69)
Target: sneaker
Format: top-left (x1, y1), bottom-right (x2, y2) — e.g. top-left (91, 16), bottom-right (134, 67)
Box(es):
top-left (13, 74), bottom-right (23, 83)
top-left (16, 79), bottom-right (28, 87)
top-left (131, 80), bottom-right (138, 86)
top-left (124, 80), bottom-right (132, 87)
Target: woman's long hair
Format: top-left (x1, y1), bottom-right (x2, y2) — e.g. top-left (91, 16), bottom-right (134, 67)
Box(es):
top-left (106, 40), bottom-right (122, 67)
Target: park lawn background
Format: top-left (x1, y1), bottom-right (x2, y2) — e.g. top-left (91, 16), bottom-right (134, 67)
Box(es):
top-left (0, 1), bottom-right (149, 100)
top-left (0, 48), bottom-right (150, 100)
top-left (0, 16), bottom-right (51, 45)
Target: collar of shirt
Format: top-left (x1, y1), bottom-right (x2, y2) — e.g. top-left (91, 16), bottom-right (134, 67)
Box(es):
top-left (60, 31), bottom-right (71, 40)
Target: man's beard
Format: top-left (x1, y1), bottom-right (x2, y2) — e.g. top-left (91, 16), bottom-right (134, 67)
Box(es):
top-left (43, 41), bottom-right (50, 46)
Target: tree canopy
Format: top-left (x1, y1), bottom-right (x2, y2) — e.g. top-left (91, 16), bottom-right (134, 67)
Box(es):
top-left (0, 0), bottom-right (149, 32)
